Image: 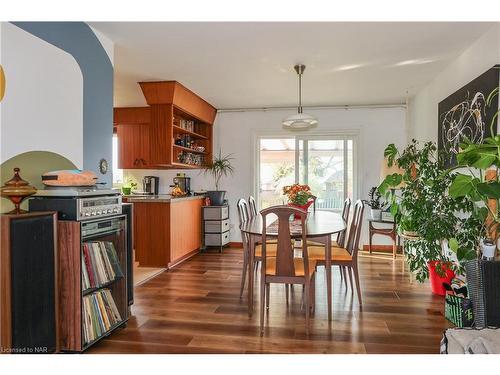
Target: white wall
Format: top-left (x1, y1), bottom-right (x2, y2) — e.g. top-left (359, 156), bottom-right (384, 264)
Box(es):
top-left (0, 22), bottom-right (84, 166)
top-left (409, 24), bottom-right (500, 142)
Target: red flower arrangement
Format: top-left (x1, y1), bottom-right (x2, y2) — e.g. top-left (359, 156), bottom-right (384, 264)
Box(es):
top-left (283, 184), bottom-right (315, 217)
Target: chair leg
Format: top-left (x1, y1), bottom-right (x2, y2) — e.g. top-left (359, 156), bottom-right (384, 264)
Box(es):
top-left (339, 265), bottom-right (344, 281)
top-left (304, 281), bottom-right (310, 335)
top-left (341, 266), bottom-right (348, 287)
top-left (347, 266), bottom-right (354, 293)
top-left (260, 280), bottom-right (266, 336)
top-left (239, 250), bottom-right (248, 299)
top-left (285, 284), bottom-right (289, 305)
top-left (353, 264), bottom-right (362, 306)
top-left (310, 274), bottom-right (316, 314)
top-left (266, 283), bottom-right (270, 310)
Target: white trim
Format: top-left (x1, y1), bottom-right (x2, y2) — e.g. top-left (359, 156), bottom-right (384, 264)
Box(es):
top-left (252, 129), bottom-right (360, 211)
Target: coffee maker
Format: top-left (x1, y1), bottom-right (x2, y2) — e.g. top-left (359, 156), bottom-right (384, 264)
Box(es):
top-left (143, 176), bottom-right (159, 195)
top-left (173, 175), bottom-right (191, 195)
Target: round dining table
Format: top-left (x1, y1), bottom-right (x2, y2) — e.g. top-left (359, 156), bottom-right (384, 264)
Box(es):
top-left (239, 210), bottom-right (346, 321)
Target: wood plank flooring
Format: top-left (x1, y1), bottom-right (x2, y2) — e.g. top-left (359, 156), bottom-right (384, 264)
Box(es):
top-left (87, 248), bottom-right (452, 354)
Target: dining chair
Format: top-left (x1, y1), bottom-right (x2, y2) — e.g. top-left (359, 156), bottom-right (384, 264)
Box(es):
top-left (237, 198), bottom-right (278, 298)
top-left (259, 205), bottom-right (316, 335)
top-left (248, 195), bottom-right (258, 218)
top-left (308, 199), bottom-right (365, 305)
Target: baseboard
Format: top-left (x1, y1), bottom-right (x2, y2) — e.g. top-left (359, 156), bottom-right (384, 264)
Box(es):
top-left (362, 244), bottom-right (402, 254)
top-left (229, 242), bottom-right (243, 248)
top-left (168, 249), bottom-right (200, 268)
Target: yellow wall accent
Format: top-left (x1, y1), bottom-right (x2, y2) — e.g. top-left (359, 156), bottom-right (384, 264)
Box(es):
top-left (1, 151), bottom-right (76, 213)
top-left (0, 65), bottom-right (5, 101)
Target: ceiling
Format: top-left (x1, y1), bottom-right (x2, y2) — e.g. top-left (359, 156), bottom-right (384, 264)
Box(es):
top-left (89, 22), bottom-right (495, 109)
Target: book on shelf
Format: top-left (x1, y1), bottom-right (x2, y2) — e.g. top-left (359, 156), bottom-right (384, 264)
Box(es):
top-left (82, 289), bottom-right (122, 345)
top-left (82, 241), bottom-right (124, 291)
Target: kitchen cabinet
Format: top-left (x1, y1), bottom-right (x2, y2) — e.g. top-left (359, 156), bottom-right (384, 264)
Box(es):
top-left (116, 124), bottom-right (150, 169)
top-left (128, 197), bottom-right (203, 268)
top-left (114, 81), bottom-right (216, 170)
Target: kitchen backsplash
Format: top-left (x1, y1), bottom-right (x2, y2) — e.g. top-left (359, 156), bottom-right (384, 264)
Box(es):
top-left (121, 169), bottom-right (214, 194)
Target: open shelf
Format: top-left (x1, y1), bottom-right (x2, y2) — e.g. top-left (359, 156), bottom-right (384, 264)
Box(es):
top-left (171, 162), bottom-right (205, 169)
top-left (172, 125), bottom-right (208, 140)
top-left (82, 276), bottom-right (124, 296)
top-left (81, 319), bottom-right (128, 352)
top-left (173, 144), bottom-right (207, 154)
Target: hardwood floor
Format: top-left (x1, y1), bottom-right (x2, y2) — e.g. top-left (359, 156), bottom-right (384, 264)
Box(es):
top-left (87, 248), bottom-right (452, 354)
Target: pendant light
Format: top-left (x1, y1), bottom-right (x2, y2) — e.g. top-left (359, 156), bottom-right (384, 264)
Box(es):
top-left (282, 64), bottom-right (318, 130)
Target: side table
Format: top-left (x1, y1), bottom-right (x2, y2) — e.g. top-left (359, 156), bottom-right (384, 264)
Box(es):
top-left (368, 218), bottom-right (400, 258)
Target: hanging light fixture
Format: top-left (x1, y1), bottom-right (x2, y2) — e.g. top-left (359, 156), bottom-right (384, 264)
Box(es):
top-left (282, 64), bottom-right (318, 130)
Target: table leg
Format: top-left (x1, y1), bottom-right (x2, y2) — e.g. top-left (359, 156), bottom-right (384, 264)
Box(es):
top-left (325, 235), bottom-right (332, 321)
top-left (248, 234), bottom-right (255, 317)
top-left (368, 223), bottom-right (373, 254)
top-left (392, 223), bottom-right (397, 259)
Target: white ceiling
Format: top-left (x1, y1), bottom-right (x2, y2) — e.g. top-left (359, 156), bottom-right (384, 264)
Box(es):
top-left (89, 22), bottom-right (495, 109)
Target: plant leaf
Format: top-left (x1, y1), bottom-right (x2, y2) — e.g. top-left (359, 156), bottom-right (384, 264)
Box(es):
top-left (449, 173), bottom-right (474, 199)
top-left (448, 238), bottom-right (459, 253)
top-left (476, 181), bottom-right (500, 199)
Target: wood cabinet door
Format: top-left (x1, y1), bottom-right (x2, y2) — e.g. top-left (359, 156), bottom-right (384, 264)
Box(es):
top-left (139, 124), bottom-right (150, 168)
top-left (117, 124), bottom-right (150, 169)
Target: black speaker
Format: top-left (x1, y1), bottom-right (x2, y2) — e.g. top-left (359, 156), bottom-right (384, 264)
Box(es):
top-left (466, 259), bottom-right (500, 327)
top-left (122, 203), bottom-right (134, 306)
top-left (1, 212), bottom-right (58, 353)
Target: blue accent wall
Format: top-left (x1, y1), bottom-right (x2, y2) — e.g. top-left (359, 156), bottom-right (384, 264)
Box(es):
top-left (12, 22), bottom-right (113, 186)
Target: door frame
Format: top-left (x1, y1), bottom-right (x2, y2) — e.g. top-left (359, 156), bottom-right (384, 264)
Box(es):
top-left (252, 129), bottom-right (361, 211)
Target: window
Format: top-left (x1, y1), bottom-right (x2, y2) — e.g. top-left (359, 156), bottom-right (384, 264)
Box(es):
top-left (257, 135), bottom-right (356, 210)
top-left (112, 134), bottom-right (123, 185)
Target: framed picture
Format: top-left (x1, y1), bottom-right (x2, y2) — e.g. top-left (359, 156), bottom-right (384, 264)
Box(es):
top-left (438, 65), bottom-right (500, 168)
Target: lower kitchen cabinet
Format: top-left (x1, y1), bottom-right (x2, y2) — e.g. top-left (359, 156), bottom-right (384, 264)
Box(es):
top-left (131, 197), bottom-right (203, 268)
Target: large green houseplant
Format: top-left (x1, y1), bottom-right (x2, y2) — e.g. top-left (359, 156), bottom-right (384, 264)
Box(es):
top-left (203, 150), bottom-right (235, 206)
top-left (447, 85), bottom-right (500, 258)
top-left (379, 140), bottom-right (480, 283)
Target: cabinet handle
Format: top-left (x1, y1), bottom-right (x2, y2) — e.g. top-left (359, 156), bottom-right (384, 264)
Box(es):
top-left (141, 158), bottom-right (147, 166)
top-left (133, 158), bottom-right (139, 166)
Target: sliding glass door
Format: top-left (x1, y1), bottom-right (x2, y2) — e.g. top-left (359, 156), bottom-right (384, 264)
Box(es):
top-left (258, 135), bottom-right (356, 210)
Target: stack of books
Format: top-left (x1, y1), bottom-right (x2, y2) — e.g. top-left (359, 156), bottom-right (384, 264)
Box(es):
top-left (82, 289), bottom-right (122, 345)
top-left (82, 241), bottom-right (123, 291)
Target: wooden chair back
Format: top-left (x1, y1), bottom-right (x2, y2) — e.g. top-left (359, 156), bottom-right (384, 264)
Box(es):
top-left (260, 205), bottom-right (310, 278)
top-left (248, 196), bottom-right (258, 218)
top-left (344, 200), bottom-right (365, 258)
top-left (337, 198), bottom-right (352, 247)
top-left (237, 198), bottom-right (250, 224)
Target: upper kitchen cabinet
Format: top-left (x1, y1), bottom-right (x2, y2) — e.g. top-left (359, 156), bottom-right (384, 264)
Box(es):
top-left (114, 107), bottom-right (151, 169)
top-left (139, 81), bottom-right (216, 169)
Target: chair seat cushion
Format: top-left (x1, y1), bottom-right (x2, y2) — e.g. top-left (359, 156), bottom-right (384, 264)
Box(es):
top-left (306, 240), bottom-right (339, 247)
top-left (308, 246), bottom-right (352, 261)
top-left (265, 257), bottom-right (317, 276)
top-left (255, 243), bottom-right (277, 257)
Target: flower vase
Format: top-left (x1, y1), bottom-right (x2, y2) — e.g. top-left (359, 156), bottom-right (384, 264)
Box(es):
top-left (288, 200), bottom-right (314, 219)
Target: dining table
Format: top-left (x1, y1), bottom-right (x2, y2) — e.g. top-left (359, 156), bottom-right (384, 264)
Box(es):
top-left (239, 210), bottom-right (347, 321)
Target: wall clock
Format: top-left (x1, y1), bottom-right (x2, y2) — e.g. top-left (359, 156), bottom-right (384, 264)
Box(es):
top-left (99, 158), bottom-right (108, 174)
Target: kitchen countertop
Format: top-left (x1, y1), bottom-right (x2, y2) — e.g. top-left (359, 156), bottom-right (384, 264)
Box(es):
top-left (123, 194), bottom-right (205, 203)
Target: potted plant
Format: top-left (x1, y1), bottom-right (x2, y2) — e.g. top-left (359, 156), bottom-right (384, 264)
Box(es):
top-left (283, 184), bottom-right (315, 216)
top-left (447, 85), bottom-right (500, 260)
top-left (379, 140), bottom-right (477, 292)
top-left (203, 150), bottom-right (234, 206)
top-left (365, 186), bottom-right (384, 220)
top-left (121, 177), bottom-right (137, 195)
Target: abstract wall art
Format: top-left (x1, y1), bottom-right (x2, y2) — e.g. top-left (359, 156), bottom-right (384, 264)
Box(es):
top-left (438, 65), bottom-right (500, 168)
